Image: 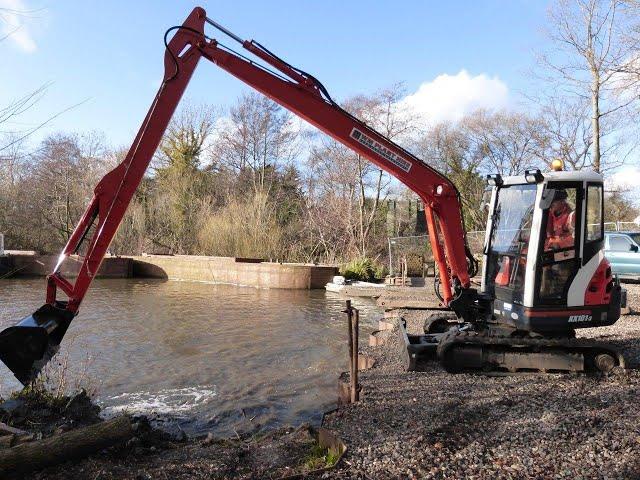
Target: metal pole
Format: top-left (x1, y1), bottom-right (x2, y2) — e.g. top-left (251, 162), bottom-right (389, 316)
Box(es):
top-left (352, 308), bottom-right (359, 402)
top-left (204, 17), bottom-right (245, 44)
top-left (345, 300), bottom-right (354, 403)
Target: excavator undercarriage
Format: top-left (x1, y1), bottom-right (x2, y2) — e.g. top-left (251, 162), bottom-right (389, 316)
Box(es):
top-left (398, 311), bottom-right (626, 375)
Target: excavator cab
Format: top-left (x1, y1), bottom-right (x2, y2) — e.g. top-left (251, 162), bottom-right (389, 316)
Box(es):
top-left (482, 168), bottom-right (622, 335)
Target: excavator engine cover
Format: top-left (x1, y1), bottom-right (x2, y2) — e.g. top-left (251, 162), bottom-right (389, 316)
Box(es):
top-left (0, 303), bottom-right (74, 385)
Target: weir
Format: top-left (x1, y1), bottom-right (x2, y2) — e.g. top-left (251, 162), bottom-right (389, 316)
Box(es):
top-left (0, 252), bottom-right (337, 289)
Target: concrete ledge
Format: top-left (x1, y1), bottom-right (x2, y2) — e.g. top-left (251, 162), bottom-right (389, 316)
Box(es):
top-left (2, 254), bottom-right (133, 278)
top-left (130, 255), bottom-right (337, 289)
top-left (1, 253), bottom-right (337, 289)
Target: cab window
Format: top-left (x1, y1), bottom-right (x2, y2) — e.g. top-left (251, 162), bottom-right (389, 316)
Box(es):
top-left (485, 184), bottom-right (537, 304)
top-left (542, 188), bottom-right (577, 253)
top-left (585, 185), bottom-right (603, 242)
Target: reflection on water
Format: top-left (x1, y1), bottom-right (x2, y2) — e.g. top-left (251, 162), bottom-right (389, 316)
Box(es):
top-left (0, 278), bottom-right (380, 436)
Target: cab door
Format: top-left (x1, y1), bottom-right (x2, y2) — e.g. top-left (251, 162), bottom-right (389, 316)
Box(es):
top-left (534, 182), bottom-right (583, 306)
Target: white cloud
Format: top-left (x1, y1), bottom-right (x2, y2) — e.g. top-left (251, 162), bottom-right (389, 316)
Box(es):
top-left (610, 54), bottom-right (640, 100)
top-left (400, 70), bottom-right (509, 125)
top-left (0, 0), bottom-right (37, 53)
top-left (608, 166), bottom-right (640, 196)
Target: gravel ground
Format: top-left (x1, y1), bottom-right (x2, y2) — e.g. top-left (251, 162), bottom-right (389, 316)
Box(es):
top-left (322, 283), bottom-right (640, 479)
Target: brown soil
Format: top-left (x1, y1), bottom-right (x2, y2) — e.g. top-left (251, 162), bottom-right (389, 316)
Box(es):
top-left (25, 423), bottom-right (327, 480)
top-left (0, 390), bottom-right (101, 438)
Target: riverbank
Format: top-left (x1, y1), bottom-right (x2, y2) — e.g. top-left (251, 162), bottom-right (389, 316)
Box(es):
top-left (0, 390), bottom-right (343, 479)
top-left (0, 252), bottom-right (132, 278)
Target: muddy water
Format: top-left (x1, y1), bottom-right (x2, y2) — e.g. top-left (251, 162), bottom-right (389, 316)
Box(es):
top-left (0, 278), bottom-right (380, 436)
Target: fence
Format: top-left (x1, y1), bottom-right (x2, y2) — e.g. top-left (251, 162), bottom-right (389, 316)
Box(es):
top-left (605, 222), bottom-right (640, 232)
top-left (388, 231), bottom-right (486, 277)
top-left (387, 235), bottom-right (431, 277)
top-left (388, 220), bottom-right (639, 276)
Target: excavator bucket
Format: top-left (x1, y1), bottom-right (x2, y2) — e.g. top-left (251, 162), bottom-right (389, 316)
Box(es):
top-left (0, 303), bottom-right (74, 385)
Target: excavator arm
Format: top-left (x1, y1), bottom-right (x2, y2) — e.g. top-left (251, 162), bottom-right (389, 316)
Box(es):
top-left (0, 7), bottom-right (474, 385)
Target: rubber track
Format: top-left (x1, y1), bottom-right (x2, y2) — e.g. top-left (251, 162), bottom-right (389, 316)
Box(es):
top-left (437, 329), bottom-right (626, 374)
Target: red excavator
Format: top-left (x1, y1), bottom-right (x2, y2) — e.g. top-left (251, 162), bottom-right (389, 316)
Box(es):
top-left (0, 7), bottom-right (625, 385)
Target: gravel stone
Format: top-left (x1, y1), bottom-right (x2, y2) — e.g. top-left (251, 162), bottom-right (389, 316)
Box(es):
top-left (323, 283), bottom-right (640, 479)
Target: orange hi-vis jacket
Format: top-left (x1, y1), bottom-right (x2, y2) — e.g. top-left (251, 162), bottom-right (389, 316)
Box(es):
top-left (545, 201), bottom-right (575, 250)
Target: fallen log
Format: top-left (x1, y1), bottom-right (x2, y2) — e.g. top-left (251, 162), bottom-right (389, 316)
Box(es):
top-left (0, 415), bottom-right (134, 476)
top-left (0, 423), bottom-right (28, 437)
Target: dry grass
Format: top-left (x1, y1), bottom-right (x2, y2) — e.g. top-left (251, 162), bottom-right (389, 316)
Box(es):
top-left (196, 193), bottom-right (286, 259)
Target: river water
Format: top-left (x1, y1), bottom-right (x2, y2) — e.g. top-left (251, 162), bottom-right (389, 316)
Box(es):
top-left (0, 278), bottom-right (380, 436)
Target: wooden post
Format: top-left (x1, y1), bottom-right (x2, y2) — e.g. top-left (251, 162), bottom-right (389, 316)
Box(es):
top-left (401, 257), bottom-right (407, 286)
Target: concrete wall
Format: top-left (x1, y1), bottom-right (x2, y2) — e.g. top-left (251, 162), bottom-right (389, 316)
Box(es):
top-left (1, 253), bottom-right (337, 289)
top-left (131, 255), bottom-right (337, 289)
top-left (4, 253), bottom-right (133, 278)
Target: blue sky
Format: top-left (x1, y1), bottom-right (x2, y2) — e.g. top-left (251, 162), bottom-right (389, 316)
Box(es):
top-left (1, 0), bottom-right (552, 147)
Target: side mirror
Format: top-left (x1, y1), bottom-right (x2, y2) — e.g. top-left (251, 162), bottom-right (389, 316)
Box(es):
top-left (481, 189), bottom-right (492, 213)
top-left (539, 188), bottom-right (556, 210)
top-left (631, 244), bottom-right (639, 253)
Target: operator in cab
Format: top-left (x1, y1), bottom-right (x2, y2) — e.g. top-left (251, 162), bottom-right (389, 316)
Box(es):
top-left (545, 189), bottom-right (575, 251)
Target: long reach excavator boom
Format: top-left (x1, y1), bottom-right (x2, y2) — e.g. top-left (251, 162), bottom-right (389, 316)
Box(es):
top-left (0, 7), bottom-right (476, 385)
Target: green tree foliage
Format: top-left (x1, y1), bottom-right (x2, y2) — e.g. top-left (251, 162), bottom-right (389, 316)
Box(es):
top-left (149, 104), bottom-right (218, 253)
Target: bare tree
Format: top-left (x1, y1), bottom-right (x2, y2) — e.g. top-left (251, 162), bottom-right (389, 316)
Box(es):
top-left (604, 190), bottom-right (639, 221)
top-left (415, 109), bottom-right (546, 230)
top-left (539, 0), bottom-right (638, 172)
top-left (30, 134), bottom-right (108, 244)
top-left (534, 96), bottom-right (593, 170)
top-left (212, 92), bottom-right (300, 194)
top-left (417, 122), bottom-right (487, 231)
top-left (304, 84), bottom-right (419, 260)
top-left (462, 109), bottom-right (544, 175)
top-left (305, 140), bottom-right (360, 260)
top-left (615, 1), bottom-right (640, 117)
top-left (345, 83), bottom-right (419, 257)
top-left (0, 133), bottom-right (109, 252)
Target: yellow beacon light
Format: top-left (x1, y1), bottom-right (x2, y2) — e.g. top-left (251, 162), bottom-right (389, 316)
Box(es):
top-left (551, 159), bottom-right (564, 171)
